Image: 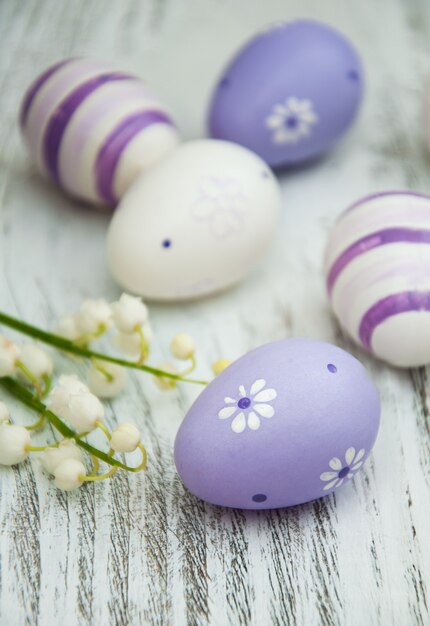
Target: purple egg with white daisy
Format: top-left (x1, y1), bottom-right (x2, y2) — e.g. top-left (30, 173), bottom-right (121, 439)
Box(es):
top-left (20, 58), bottom-right (179, 207)
top-left (208, 19), bottom-right (364, 168)
top-left (174, 338), bottom-right (380, 510)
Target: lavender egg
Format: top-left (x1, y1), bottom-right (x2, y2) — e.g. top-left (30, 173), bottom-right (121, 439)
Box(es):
top-left (20, 58), bottom-right (179, 207)
top-left (174, 339), bottom-right (380, 510)
top-left (208, 20), bottom-right (363, 168)
top-left (325, 191), bottom-right (430, 368)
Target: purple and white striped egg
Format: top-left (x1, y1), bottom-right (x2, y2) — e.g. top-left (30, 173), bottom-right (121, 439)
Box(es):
top-left (20, 58), bottom-right (180, 207)
top-left (325, 191), bottom-right (430, 368)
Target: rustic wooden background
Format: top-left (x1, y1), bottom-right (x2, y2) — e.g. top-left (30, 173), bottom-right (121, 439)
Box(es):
top-left (1, 0), bottom-right (430, 624)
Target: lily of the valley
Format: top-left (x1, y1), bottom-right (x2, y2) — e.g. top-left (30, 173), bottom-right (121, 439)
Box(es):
top-left (0, 335), bottom-right (20, 377)
top-left (47, 374), bottom-right (104, 432)
top-left (0, 423), bottom-right (31, 465)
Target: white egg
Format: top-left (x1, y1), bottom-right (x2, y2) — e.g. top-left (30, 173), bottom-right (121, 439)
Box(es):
top-left (106, 140), bottom-right (282, 301)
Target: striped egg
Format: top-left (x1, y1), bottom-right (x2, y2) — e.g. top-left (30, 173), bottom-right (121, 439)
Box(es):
top-left (324, 191), bottom-right (430, 368)
top-left (20, 58), bottom-right (180, 207)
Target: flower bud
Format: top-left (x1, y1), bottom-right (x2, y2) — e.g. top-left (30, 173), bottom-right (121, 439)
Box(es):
top-left (58, 374), bottom-right (89, 395)
top-left (0, 401), bottom-right (10, 424)
top-left (67, 393), bottom-right (104, 432)
top-left (75, 299), bottom-right (112, 335)
top-left (53, 458), bottom-right (86, 491)
top-left (40, 439), bottom-right (83, 475)
top-left (87, 361), bottom-right (127, 398)
top-left (111, 293), bottom-right (148, 334)
top-left (0, 424), bottom-right (31, 465)
top-left (170, 333), bottom-right (195, 360)
top-left (19, 344), bottom-right (53, 380)
top-left (112, 322), bottom-right (153, 357)
top-left (47, 375), bottom-right (89, 422)
top-left (48, 376), bottom-right (102, 431)
top-left (0, 335), bottom-right (20, 377)
top-left (55, 315), bottom-right (81, 341)
top-left (212, 359), bottom-right (232, 376)
top-left (110, 423), bottom-right (141, 453)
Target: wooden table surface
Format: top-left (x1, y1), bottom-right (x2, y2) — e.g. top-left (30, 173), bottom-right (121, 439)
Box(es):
top-left (1, 1), bottom-right (430, 625)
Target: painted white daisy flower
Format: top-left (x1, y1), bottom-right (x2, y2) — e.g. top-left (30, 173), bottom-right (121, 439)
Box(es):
top-left (266, 97), bottom-right (318, 145)
top-left (191, 176), bottom-right (248, 238)
top-left (218, 379), bottom-right (277, 433)
top-left (320, 447), bottom-right (366, 491)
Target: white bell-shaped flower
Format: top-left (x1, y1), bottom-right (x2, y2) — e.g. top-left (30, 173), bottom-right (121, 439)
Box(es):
top-left (0, 335), bottom-right (20, 377)
top-left (48, 375), bottom-right (102, 431)
top-left (0, 424), bottom-right (31, 465)
top-left (67, 393), bottom-right (104, 432)
top-left (112, 322), bottom-right (153, 357)
top-left (55, 314), bottom-right (81, 341)
top-left (40, 439), bottom-right (84, 475)
top-left (19, 344), bottom-right (53, 380)
top-left (53, 458), bottom-right (86, 491)
top-left (170, 333), bottom-right (195, 360)
top-left (87, 361), bottom-right (127, 398)
top-left (111, 293), bottom-right (148, 334)
top-left (110, 423), bottom-right (141, 453)
top-left (75, 299), bottom-right (112, 335)
top-left (47, 375), bottom-right (89, 422)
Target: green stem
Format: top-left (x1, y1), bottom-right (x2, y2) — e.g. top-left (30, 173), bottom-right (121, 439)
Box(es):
top-left (90, 455), bottom-right (100, 476)
top-left (16, 360), bottom-right (42, 396)
top-left (41, 374), bottom-right (52, 399)
top-left (179, 354), bottom-right (197, 378)
top-left (92, 359), bottom-right (114, 382)
top-left (96, 419), bottom-right (111, 440)
top-left (136, 325), bottom-right (149, 364)
top-left (82, 466), bottom-right (118, 482)
top-left (0, 377), bottom-right (145, 471)
top-left (0, 311), bottom-right (207, 385)
top-left (25, 413), bottom-right (46, 431)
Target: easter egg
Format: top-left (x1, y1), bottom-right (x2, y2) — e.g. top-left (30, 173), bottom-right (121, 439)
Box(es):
top-left (174, 338), bottom-right (380, 509)
top-left (208, 19), bottom-right (363, 168)
top-left (106, 139), bottom-right (281, 301)
top-left (325, 191), bottom-right (430, 368)
top-left (20, 58), bottom-right (179, 207)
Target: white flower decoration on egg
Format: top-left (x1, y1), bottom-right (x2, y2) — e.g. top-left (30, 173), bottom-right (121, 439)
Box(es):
top-left (320, 447), bottom-right (366, 491)
top-left (266, 97), bottom-right (318, 145)
top-left (191, 176), bottom-right (248, 238)
top-left (218, 379), bottom-right (277, 433)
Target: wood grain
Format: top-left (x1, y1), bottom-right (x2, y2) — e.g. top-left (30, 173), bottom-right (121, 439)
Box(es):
top-left (0, 0), bottom-right (430, 624)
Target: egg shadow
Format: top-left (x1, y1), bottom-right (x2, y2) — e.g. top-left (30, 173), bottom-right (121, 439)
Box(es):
top-left (20, 164), bottom-right (114, 221)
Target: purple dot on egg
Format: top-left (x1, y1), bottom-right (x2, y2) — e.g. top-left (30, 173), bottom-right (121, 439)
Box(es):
top-left (252, 494), bottom-right (267, 503)
top-left (327, 363), bottom-right (337, 373)
top-left (261, 170), bottom-right (270, 179)
top-left (338, 466), bottom-right (350, 479)
top-left (162, 239), bottom-right (172, 248)
top-left (238, 397), bottom-right (251, 409)
top-left (348, 69), bottom-right (359, 81)
top-left (285, 116), bottom-right (298, 129)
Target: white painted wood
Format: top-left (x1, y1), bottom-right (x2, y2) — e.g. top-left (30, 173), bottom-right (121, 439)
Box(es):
top-left (0, 1), bottom-right (429, 624)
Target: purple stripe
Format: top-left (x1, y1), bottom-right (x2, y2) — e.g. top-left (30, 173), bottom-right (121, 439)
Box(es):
top-left (359, 291), bottom-right (430, 350)
top-left (42, 72), bottom-right (132, 184)
top-left (327, 228), bottom-right (430, 293)
top-left (95, 109), bottom-right (173, 206)
top-left (19, 59), bottom-right (73, 127)
top-left (344, 190), bottom-right (430, 215)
